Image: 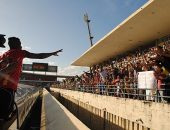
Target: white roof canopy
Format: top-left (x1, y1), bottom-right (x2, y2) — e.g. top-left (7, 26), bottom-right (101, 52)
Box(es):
top-left (72, 0), bottom-right (170, 67)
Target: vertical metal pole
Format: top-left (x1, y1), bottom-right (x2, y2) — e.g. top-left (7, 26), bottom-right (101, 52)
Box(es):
top-left (84, 13), bottom-right (93, 47)
top-left (87, 20), bottom-right (93, 47)
top-left (103, 108), bottom-right (106, 130)
top-left (84, 13), bottom-right (93, 74)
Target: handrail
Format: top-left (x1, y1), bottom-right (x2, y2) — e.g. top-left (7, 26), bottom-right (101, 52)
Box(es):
top-left (56, 84), bottom-right (170, 103)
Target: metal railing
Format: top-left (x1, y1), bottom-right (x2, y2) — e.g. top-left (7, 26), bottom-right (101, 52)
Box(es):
top-left (56, 84), bottom-right (170, 103)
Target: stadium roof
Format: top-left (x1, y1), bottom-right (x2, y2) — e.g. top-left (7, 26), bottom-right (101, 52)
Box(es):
top-left (72, 0), bottom-right (170, 67)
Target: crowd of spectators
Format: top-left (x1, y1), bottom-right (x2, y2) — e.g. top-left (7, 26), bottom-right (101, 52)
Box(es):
top-left (59, 41), bottom-right (170, 102)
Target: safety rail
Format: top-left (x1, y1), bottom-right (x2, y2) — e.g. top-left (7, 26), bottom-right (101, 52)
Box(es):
top-left (56, 84), bottom-right (170, 103)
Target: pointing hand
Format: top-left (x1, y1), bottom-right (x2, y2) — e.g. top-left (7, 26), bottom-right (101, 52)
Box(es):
top-left (54, 49), bottom-right (63, 56)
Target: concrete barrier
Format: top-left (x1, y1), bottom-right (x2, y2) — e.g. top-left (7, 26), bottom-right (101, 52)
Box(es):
top-left (40, 90), bottom-right (90, 130)
top-left (53, 88), bottom-right (170, 130)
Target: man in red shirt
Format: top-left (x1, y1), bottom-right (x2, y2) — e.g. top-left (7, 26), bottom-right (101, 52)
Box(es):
top-left (0, 37), bottom-right (63, 120)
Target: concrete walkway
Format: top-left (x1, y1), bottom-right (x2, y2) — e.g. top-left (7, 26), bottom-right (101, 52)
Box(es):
top-left (41, 90), bottom-right (90, 130)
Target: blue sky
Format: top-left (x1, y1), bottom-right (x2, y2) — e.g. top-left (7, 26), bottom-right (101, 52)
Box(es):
top-left (0, 0), bottom-right (147, 76)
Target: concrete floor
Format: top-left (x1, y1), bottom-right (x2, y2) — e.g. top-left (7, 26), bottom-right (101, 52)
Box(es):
top-left (41, 90), bottom-right (90, 130)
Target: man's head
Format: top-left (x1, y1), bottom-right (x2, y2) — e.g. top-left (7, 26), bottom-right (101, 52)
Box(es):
top-left (8, 37), bottom-right (22, 49)
top-left (0, 34), bottom-right (6, 48)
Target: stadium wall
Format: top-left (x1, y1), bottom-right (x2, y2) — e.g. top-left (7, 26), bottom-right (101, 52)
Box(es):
top-left (52, 88), bottom-right (170, 130)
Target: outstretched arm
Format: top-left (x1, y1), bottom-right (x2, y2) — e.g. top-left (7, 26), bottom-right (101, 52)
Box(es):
top-left (25, 49), bottom-right (63, 59)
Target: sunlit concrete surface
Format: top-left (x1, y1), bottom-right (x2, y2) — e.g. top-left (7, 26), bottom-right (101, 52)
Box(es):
top-left (41, 90), bottom-right (90, 130)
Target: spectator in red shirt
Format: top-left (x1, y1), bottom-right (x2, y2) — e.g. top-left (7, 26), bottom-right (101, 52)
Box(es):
top-left (154, 64), bottom-right (167, 102)
top-left (0, 37), bottom-right (63, 120)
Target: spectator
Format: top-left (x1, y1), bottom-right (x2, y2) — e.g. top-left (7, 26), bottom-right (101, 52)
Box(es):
top-left (0, 37), bottom-right (63, 120)
top-left (154, 64), bottom-right (166, 102)
top-left (99, 67), bottom-right (107, 94)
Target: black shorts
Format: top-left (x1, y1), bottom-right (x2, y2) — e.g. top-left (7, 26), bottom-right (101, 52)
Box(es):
top-left (0, 87), bottom-right (15, 120)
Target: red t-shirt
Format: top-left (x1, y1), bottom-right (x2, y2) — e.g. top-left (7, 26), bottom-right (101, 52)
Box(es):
top-left (0, 49), bottom-right (26, 91)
